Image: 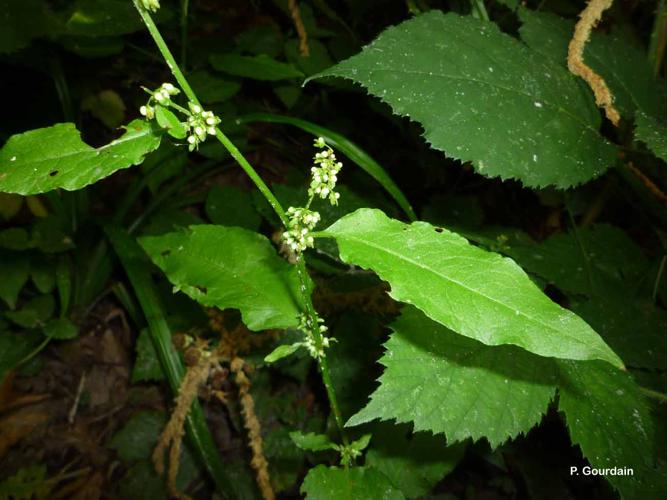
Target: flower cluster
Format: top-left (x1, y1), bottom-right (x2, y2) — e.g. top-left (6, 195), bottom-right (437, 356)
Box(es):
top-left (309, 137), bottom-right (342, 205)
top-left (139, 82), bottom-right (180, 119)
top-left (141, 0), bottom-right (160, 12)
top-left (297, 313), bottom-right (332, 359)
top-left (282, 207), bottom-right (320, 253)
top-left (185, 103), bottom-right (220, 151)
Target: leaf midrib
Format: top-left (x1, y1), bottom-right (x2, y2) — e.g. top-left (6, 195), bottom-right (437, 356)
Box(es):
top-left (335, 229), bottom-right (599, 356)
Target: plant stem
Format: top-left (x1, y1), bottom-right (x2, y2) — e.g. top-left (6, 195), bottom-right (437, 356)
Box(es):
top-left (132, 0), bottom-right (288, 226)
top-left (470, 0), bottom-right (490, 21)
top-left (649, 0), bottom-right (667, 76)
top-left (133, 0), bottom-right (348, 452)
top-left (295, 258), bottom-right (349, 445)
top-left (180, 0), bottom-right (190, 68)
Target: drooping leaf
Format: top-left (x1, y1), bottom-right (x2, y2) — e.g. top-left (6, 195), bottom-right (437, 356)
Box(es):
top-left (301, 465), bottom-right (404, 500)
top-left (518, 9), bottom-right (667, 121)
top-left (310, 11), bottom-right (615, 188)
top-left (265, 343), bottom-right (303, 364)
top-left (558, 360), bottom-right (667, 498)
top-left (635, 112), bottom-right (667, 162)
top-left (0, 120), bottom-right (161, 195)
top-left (365, 423), bottom-right (465, 499)
top-left (5, 295), bottom-right (55, 328)
top-left (348, 307), bottom-right (557, 447)
top-left (210, 53), bottom-right (304, 81)
top-left (155, 106), bottom-right (186, 139)
top-left (323, 209), bottom-right (622, 366)
top-left (241, 112), bottom-right (416, 220)
top-left (0, 252), bottom-right (30, 309)
top-left (43, 318), bottom-right (78, 339)
top-left (0, 331), bottom-right (42, 382)
top-left (205, 185), bottom-right (261, 231)
top-left (290, 431), bottom-right (337, 452)
top-left (140, 225), bottom-right (304, 331)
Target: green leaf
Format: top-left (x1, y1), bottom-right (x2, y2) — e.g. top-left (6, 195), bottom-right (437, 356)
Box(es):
top-left (0, 0), bottom-right (57, 54)
top-left (0, 331), bottom-right (42, 381)
top-left (558, 360), bottom-right (667, 498)
top-left (518, 9), bottom-right (667, 122)
top-left (348, 307), bottom-right (557, 447)
top-left (205, 185), bottom-right (261, 231)
top-left (349, 434), bottom-right (372, 452)
top-left (0, 465), bottom-right (50, 500)
top-left (240, 112), bottom-right (416, 220)
top-left (111, 411), bottom-right (167, 461)
top-left (0, 120), bottom-right (161, 195)
top-left (155, 105), bottom-right (187, 139)
top-left (323, 209), bottom-right (622, 366)
top-left (189, 70), bottom-right (241, 104)
top-left (635, 112), bottom-right (667, 162)
top-left (285, 39), bottom-right (334, 76)
top-left (0, 252), bottom-right (29, 309)
top-left (65, 0), bottom-right (171, 37)
top-left (265, 343), bottom-right (303, 363)
top-left (131, 328), bottom-right (165, 383)
top-left (43, 318), bottom-right (78, 339)
top-left (139, 225), bottom-right (304, 331)
top-left (5, 295), bottom-right (55, 328)
top-left (30, 258), bottom-right (56, 294)
top-left (571, 297), bottom-right (667, 370)
top-left (301, 465), bottom-right (404, 500)
top-left (365, 423), bottom-right (465, 499)
top-left (210, 53), bottom-right (304, 81)
top-left (310, 11), bottom-right (615, 188)
top-left (290, 431), bottom-right (337, 452)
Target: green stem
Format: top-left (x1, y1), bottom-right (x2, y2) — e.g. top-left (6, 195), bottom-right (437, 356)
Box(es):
top-left (649, 0), bottom-right (667, 77)
top-left (132, 0), bottom-right (288, 226)
top-left (653, 255), bottom-right (666, 303)
top-left (641, 386), bottom-right (667, 403)
top-left (296, 258), bottom-right (349, 445)
top-left (180, 0), bottom-right (190, 68)
top-left (470, 0), bottom-right (490, 22)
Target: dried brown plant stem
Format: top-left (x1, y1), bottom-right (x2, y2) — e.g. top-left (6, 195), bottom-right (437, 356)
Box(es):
top-left (627, 162), bottom-right (667, 206)
top-left (288, 0), bottom-right (310, 57)
top-left (567, 0), bottom-right (621, 126)
top-left (153, 353), bottom-right (219, 500)
top-left (230, 357), bottom-right (275, 500)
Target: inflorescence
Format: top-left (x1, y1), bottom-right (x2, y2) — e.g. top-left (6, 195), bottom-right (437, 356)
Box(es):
top-left (297, 313), bottom-right (333, 360)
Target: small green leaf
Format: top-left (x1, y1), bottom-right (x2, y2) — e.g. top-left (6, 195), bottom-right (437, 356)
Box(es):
top-left (0, 120), bottom-right (161, 195)
top-left (558, 360), bottom-right (667, 498)
top-left (155, 105), bottom-right (187, 139)
top-left (30, 258), bottom-right (56, 293)
top-left (290, 431), bottom-right (337, 452)
top-left (348, 307), bottom-right (557, 447)
top-left (5, 295), bottom-right (55, 328)
top-left (324, 209), bottom-right (622, 366)
top-left (189, 70), bottom-right (241, 103)
top-left (349, 434), bottom-right (372, 452)
top-left (0, 252), bottom-right (29, 308)
top-left (43, 318), bottom-right (78, 339)
top-left (82, 90), bottom-right (126, 129)
top-left (0, 331), bottom-right (42, 381)
top-left (131, 328), bottom-right (165, 383)
top-left (366, 423), bottom-right (465, 499)
top-left (301, 465), bottom-right (404, 500)
top-left (210, 53), bottom-right (304, 81)
top-left (310, 11), bottom-right (615, 188)
top-left (265, 343), bottom-right (303, 364)
top-left (140, 225), bottom-right (305, 331)
top-left (110, 411), bottom-right (167, 462)
top-left (635, 112), bottom-right (667, 162)
top-left (205, 185), bottom-right (261, 231)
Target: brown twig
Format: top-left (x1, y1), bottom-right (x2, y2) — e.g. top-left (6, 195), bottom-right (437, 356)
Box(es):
top-left (288, 0), bottom-right (310, 57)
top-left (567, 0), bottom-right (621, 126)
top-left (627, 162), bottom-right (667, 206)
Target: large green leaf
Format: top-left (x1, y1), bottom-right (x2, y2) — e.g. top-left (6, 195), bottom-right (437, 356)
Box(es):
top-left (139, 225), bottom-right (304, 331)
top-left (301, 465), bottom-right (404, 500)
top-left (322, 209), bottom-right (622, 366)
top-left (348, 307), bottom-right (557, 447)
top-left (0, 0), bottom-right (58, 53)
top-left (635, 112), bottom-right (667, 162)
top-left (365, 423), bottom-right (464, 498)
top-left (558, 360), bottom-right (667, 498)
top-left (518, 9), bottom-right (667, 122)
top-left (210, 54), bottom-right (303, 81)
top-left (0, 120), bottom-right (161, 195)
top-left (310, 11), bottom-right (615, 188)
